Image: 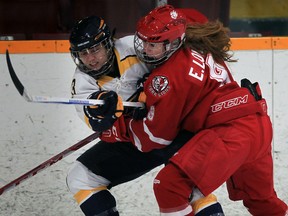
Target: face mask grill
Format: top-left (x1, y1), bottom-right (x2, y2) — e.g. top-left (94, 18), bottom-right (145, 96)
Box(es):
top-left (71, 38), bottom-right (115, 79)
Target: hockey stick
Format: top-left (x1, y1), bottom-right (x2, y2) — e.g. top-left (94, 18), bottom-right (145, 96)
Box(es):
top-left (0, 132), bottom-right (100, 196)
top-left (6, 50), bottom-right (144, 108)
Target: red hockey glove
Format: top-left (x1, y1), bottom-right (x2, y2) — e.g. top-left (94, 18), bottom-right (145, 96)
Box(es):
top-left (84, 90), bottom-right (124, 132)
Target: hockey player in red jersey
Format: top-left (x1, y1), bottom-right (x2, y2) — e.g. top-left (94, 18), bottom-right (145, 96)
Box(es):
top-left (106, 5), bottom-right (287, 216)
top-left (66, 14), bottom-right (225, 216)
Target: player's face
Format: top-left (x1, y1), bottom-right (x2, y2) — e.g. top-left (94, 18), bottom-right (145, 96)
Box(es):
top-left (78, 43), bottom-right (108, 71)
top-left (143, 42), bottom-right (165, 59)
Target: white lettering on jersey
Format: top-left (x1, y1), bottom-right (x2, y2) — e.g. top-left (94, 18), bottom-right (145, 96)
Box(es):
top-left (211, 94), bottom-right (248, 113)
top-left (112, 126), bottom-right (118, 137)
top-left (188, 50), bottom-right (205, 81)
top-left (102, 129), bottom-right (112, 137)
top-left (101, 126), bottom-right (119, 139)
top-left (147, 105), bottom-right (155, 121)
top-left (189, 67), bottom-right (204, 81)
top-left (188, 50), bottom-right (231, 85)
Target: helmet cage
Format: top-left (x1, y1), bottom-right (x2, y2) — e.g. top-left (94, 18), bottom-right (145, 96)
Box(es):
top-left (134, 5), bottom-right (186, 65)
top-left (70, 37), bottom-right (115, 79)
top-left (69, 16), bottom-right (115, 79)
top-left (134, 33), bottom-right (184, 65)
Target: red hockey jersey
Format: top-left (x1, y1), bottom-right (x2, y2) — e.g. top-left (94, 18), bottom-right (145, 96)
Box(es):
top-left (102, 47), bottom-right (264, 152)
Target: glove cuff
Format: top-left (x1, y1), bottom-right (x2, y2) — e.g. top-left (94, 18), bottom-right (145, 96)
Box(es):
top-left (115, 95), bottom-right (124, 118)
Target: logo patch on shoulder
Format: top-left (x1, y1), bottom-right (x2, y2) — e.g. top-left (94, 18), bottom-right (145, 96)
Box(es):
top-left (149, 76), bottom-right (170, 96)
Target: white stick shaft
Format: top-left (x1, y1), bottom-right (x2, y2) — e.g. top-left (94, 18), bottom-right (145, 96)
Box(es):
top-left (30, 95), bottom-right (104, 105)
top-left (6, 50), bottom-right (144, 108)
top-left (27, 95), bottom-right (144, 107)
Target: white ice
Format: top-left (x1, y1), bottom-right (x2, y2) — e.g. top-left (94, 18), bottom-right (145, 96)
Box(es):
top-left (0, 51), bottom-right (287, 216)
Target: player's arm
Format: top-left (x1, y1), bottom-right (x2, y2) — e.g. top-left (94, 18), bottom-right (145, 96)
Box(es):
top-left (70, 70), bottom-right (101, 126)
top-left (126, 51), bottom-right (210, 152)
top-left (127, 72), bottom-right (191, 152)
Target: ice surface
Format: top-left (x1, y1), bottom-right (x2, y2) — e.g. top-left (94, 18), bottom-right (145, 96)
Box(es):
top-left (0, 52), bottom-right (287, 215)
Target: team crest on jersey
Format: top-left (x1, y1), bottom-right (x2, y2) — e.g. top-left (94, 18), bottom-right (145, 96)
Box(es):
top-left (149, 76), bottom-right (170, 96)
top-left (170, 10), bottom-right (178, 19)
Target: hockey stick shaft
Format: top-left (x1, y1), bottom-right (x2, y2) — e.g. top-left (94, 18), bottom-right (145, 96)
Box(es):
top-left (0, 132), bottom-right (100, 196)
top-left (6, 50), bottom-right (144, 108)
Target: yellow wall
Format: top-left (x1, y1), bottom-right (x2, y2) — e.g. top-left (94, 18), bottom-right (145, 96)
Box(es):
top-left (230, 0), bottom-right (288, 18)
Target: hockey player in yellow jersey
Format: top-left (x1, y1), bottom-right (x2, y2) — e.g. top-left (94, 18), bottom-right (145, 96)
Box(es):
top-left (69, 16), bottom-right (149, 129)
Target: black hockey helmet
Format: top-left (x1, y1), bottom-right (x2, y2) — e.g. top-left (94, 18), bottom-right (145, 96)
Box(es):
top-left (69, 16), bottom-right (114, 79)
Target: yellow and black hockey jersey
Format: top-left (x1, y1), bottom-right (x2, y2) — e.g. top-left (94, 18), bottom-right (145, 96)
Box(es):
top-left (70, 35), bottom-right (149, 127)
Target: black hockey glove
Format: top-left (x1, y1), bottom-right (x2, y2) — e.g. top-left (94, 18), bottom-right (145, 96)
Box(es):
top-left (241, 78), bottom-right (262, 101)
top-left (136, 73), bottom-right (149, 92)
top-left (129, 74), bottom-right (149, 120)
top-left (124, 73), bottom-right (149, 119)
top-left (131, 105), bottom-right (148, 120)
top-left (84, 90), bottom-right (124, 132)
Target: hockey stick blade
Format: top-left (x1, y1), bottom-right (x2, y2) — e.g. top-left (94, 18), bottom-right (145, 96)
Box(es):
top-left (5, 50), bottom-right (144, 108)
top-left (0, 132), bottom-right (100, 196)
top-left (6, 50), bottom-right (25, 97)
